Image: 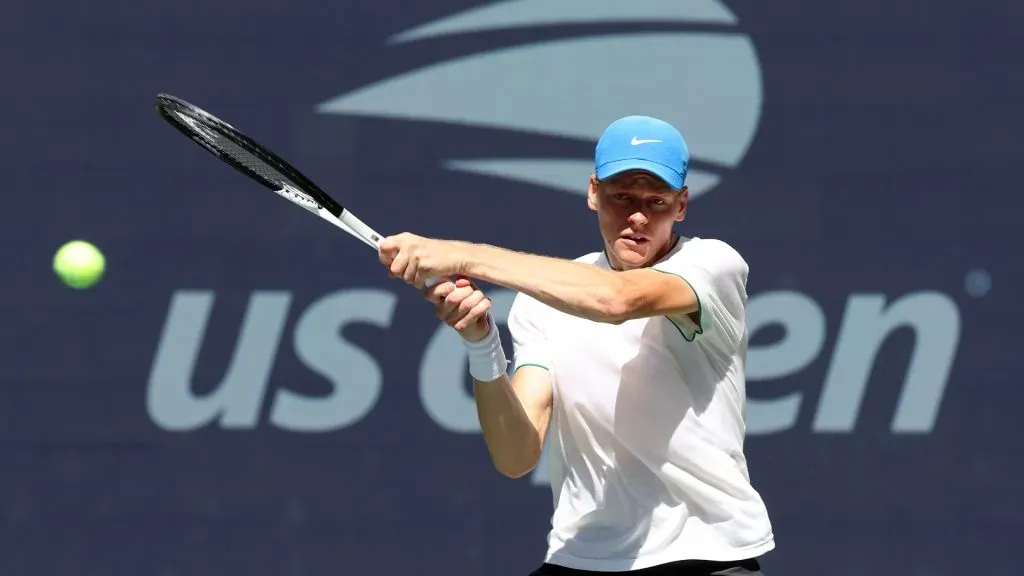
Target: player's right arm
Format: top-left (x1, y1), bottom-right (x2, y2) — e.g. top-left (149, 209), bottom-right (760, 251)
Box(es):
top-left (472, 366), bottom-right (551, 478)
top-left (426, 279), bottom-right (553, 479)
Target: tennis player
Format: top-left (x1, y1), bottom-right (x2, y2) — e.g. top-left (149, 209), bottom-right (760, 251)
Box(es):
top-left (378, 115), bottom-right (775, 575)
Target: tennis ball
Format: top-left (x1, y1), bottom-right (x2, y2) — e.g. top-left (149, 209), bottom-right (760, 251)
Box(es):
top-left (53, 240), bottom-right (106, 289)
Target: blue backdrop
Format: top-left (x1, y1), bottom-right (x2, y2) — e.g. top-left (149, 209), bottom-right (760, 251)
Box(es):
top-left (5, 1), bottom-right (1021, 574)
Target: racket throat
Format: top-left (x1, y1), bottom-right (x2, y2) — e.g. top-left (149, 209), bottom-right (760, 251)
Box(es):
top-left (276, 185), bottom-right (321, 214)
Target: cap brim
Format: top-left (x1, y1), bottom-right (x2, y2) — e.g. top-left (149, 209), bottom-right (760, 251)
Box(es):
top-left (595, 159), bottom-right (684, 190)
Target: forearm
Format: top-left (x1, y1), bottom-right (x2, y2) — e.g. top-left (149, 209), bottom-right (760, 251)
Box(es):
top-left (459, 243), bottom-right (630, 323)
top-left (473, 375), bottom-right (543, 478)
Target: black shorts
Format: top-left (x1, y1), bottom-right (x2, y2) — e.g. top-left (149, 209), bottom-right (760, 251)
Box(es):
top-left (529, 557), bottom-right (763, 576)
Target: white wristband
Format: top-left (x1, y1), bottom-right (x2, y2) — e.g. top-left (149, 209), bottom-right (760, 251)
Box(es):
top-left (463, 314), bottom-right (509, 382)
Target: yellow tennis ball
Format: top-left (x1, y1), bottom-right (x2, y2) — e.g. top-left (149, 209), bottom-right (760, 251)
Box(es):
top-left (53, 240), bottom-right (106, 289)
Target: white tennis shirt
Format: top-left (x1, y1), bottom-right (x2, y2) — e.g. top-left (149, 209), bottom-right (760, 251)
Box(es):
top-left (507, 236), bottom-right (775, 572)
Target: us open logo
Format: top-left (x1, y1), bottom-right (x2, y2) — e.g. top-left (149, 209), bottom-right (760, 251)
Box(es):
top-left (147, 1), bottom-right (962, 467)
top-left (315, 0), bottom-right (764, 200)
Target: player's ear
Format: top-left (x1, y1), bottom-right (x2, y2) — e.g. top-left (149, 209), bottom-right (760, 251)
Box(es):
top-left (588, 174), bottom-right (600, 211)
top-left (676, 186), bottom-right (689, 221)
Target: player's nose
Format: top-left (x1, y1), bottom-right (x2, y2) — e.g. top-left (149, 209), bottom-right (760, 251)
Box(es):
top-left (628, 211), bottom-right (648, 226)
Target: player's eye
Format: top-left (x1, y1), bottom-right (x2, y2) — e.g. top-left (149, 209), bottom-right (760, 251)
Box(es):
top-left (649, 197), bottom-right (673, 211)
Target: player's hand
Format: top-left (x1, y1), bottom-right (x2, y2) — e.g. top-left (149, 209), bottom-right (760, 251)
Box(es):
top-left (424, 277), bottom-right (492, 342)
top-left (378, 232), bottom-right (466, 289)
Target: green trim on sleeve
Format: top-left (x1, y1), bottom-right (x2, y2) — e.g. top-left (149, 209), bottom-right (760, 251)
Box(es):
top-left (514, 363), bottom-right (549, 372)
top-left (652, 269), bottom-right (704, 342)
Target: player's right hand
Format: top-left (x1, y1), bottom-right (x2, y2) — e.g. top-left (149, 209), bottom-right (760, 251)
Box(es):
top-left (424, 277), bottom-right (492, 342)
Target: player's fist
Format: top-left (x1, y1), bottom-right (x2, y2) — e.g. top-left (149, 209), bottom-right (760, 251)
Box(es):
top-left (378, 232), bottom-right (465, 289)
top-left (424, 277), bottom-right (492, 342)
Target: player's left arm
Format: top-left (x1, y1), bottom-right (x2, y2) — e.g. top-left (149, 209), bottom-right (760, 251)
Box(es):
top-left (457, 243), bottom-right (699, 325)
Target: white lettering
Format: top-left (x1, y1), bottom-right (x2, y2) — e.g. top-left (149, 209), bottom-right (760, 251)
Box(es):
top-left (745, 291), bottom-right (826, 435)
top-left (270, 290), bottom-right (395, 432)
top-left (145, 288), bottom-right (962, 440)
top-left (146, 291), bottom-right (291, 431)
top-left (813, 292), bottom-right (960, 433)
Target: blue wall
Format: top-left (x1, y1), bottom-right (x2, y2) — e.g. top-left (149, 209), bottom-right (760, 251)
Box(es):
top-left (5, 1), bottom-right (1021, 574)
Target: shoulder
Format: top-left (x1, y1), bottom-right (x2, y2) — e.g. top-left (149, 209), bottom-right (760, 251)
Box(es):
top-left (657, 238), bottom-right (749, 346)
top-left (675, 236), bottom-right (746, 265)
top-left (662, 237), bottom-right (748, 281)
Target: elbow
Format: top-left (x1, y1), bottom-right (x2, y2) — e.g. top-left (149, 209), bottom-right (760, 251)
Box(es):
top-left (496, 462), bottom-right (536, 479)
top-left (491, 445), bottom-right (542, 479)
top-left (591, 279), bottom-right (640, 324)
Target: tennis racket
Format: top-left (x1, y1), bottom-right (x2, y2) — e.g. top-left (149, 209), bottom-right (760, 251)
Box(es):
top-left (154, 93), bottom-right (442, 285)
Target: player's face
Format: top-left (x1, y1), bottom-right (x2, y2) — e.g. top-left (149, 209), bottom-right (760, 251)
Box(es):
top-left (588, 170), bottom-right (687, 270)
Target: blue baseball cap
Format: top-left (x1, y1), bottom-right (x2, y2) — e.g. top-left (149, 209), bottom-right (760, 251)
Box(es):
top-left (594, 115), bottom-right (689, 190)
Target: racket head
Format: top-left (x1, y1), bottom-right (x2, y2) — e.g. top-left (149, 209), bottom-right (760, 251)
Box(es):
top-left (154, 93), bottom-right (345, 217)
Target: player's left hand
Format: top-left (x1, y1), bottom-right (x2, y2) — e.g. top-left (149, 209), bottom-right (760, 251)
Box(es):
top-left (378, 232), bottom-right (466, 288)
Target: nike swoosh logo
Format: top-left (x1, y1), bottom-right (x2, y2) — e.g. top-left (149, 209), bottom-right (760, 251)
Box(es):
top-left (631, 137), bottom-right (662, 145)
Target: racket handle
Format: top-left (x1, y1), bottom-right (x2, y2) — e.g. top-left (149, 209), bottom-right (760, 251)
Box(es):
top-left (336, 214), bottom-right (449, 289)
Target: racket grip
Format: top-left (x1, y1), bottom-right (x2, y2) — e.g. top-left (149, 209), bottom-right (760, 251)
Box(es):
top-left (425, 277), bottom-right (446, 288)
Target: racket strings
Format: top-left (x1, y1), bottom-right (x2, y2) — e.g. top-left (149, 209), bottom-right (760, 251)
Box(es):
top-left (169, 109), bottom-right (322, 212)
top-left (172, 111), bottom-right (291, 185)
top-left (156, 93), bottom-right (397, 255)
top-left (157, 95), bottom-right (346, 212)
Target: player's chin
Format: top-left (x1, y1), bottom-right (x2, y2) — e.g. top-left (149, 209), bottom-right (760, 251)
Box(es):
top-left (613, 238), bottom-right (652, 263)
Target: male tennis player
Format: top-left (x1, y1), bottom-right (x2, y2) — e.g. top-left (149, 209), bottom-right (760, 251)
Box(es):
top-left (378, 115), bottom-right (775, 575)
